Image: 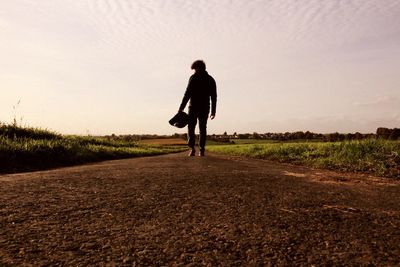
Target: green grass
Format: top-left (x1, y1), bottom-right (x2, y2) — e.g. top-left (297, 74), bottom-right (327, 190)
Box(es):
top-left (0, 123), bottom-right (61, 140)
top-left (230, 139), bottom-right (324, 144)
top-left (208, 139), bottom-right (400, 178)
top-left (230, 139), bottom-right (279, 144)
top-left (0, 123), bottom-right (185, 174)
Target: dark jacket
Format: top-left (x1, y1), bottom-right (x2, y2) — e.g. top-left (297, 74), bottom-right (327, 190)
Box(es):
top-left (179, 70), bottom-right (217, 115)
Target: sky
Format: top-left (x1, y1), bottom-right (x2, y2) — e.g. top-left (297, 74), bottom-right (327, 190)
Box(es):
top-left (1, 0), bottom-right (400, 135)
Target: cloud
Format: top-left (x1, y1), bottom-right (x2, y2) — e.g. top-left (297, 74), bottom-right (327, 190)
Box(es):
top-left (353, 96), bottom-right (399, 107)
top-left (62, 0), bottom-right (400, 51)
top-left (244, 113), bottom-right (400, 134)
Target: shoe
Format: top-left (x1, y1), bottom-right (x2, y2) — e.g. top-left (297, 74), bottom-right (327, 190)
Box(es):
top-left (199, 150), bottom-right (205, 157)
top-left (188, 149), bottom-right (196, 157)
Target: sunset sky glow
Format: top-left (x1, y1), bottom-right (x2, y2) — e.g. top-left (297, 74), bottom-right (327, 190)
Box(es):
top-left (1, 0), bottom-right (400, 135)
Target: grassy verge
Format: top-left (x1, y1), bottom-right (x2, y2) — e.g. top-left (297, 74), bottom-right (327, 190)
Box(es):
top-left (208, 139), bottom-right (400, 178)
top-left (0, 124), bottom-right (186, 174)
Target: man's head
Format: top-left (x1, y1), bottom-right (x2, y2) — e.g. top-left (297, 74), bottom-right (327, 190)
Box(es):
top-left (191, 60), bottom-right (206, 72)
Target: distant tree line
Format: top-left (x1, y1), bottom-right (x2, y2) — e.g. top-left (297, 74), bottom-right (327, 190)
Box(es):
top-left (209, 128), bottom-right (400, 142)
top-left (376, 127), bottom-right (400, 140)
top-left (103, 127), bottom-right (400, 143)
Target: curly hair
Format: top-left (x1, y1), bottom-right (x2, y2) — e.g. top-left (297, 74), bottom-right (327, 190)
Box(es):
top-left (191, 60), bottom-right (206, 71)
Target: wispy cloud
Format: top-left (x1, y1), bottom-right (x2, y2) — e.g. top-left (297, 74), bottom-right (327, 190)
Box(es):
top-left (62, 0), bottom-right (400, 51)
top-left (353, 96), bottom-right (399, 107)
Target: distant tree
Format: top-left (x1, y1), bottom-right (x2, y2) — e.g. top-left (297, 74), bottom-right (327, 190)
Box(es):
top-left (238, 133), bottom-right (250, 139)
top-left (252, 132), bottom-right (261, 139)
top-left (304, 131), bottom-right (313, 140)
top-left (327, 132), bottom-right (344, 142)
top-left (377, 127), bottom-right (391, 139)
top-left (292, 131), bottom-right (305, 140)
top-left (345, 133), bottom-right (355, 140)
top-left (354, 132), bottom-right (363, 140)
top-left (389, 128), bottom-right (400, 140)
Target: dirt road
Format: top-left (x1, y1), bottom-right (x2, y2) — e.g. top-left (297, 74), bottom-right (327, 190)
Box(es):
top-left (1, 153), bottom-right (399, 266)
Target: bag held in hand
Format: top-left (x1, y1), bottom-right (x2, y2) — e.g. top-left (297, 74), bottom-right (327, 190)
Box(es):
top-left (169, 111), bottom-right (189, 128)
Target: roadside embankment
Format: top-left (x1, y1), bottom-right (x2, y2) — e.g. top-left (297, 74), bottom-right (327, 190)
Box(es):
top-left (209, 139), bottom-right (400, 178)
top-left (0, 124), bottom-right (185, 174)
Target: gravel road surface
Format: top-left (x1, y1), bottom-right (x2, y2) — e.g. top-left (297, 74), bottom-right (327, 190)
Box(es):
top-left (1, 153), bottom-right (399, 265)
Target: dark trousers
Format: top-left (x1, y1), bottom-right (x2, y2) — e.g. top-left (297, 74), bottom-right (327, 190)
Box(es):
top-left (188, 108), bottom-right (209, 150)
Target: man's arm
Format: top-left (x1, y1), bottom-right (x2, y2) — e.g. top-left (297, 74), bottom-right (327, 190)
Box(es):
top-left (210, 77), bottom-right (217, 118)
top-left (178, 76), bottom-right (193, 112)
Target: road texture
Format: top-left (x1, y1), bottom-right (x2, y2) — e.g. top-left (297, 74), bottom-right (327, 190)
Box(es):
top-left (1, 152), bottom-right (399, 266)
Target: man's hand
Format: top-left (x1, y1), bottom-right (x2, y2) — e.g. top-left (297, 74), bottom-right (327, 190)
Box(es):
top-left (210, 114), bottom-right (215, 120)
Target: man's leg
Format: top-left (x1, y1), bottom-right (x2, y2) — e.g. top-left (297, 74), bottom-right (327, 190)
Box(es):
top-left (198, 113), bottom-right (209, 156)
top-left (187, 109), bottom-right (197, 155)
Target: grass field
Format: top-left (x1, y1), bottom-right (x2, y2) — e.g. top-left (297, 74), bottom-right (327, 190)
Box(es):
top-left (3, 122), bottom-right (399, 178)
top-left (230, 139), bottom-right (279, 144)
top-left (209, 139), bottom-right (400, 178)
top-left (230, 139), bottom-right (325, 144)
top-left (0, 124), bottom-right (186, 174)
top-left (139, 138), bottom-right (187, 145)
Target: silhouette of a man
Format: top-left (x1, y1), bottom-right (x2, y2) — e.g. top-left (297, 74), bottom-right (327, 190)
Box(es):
top-left (179, 60), bottom-right (217, 156)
